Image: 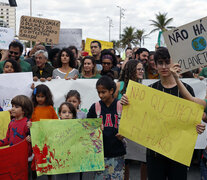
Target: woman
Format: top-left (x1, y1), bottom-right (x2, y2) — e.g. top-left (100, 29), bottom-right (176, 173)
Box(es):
top-left (100, 49), bottom-right (119, 79)
top-left (114, 59), bottom-right (147, 180)
top-left (52, 48), bottom-right (79, 79)
top-left (79, 56), bottom-right (101, 79)
top-left (115, 59), bottom-right (144, 100)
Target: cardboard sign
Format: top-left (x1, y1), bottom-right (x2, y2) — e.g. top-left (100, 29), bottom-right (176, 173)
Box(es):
top-left (19, 16), bottom-right (60, 44)
top-left (55, 29), bottom-right (82, 50)
top-left (85, 38), bottom-right (113, 55)
top-left (31, 119), bottom-right (104, 176)
top-left (119, 80), bottom-right (203, 166)
top-left (0, 27), bottom-right (14, 50)
top-left (163, 16), bottom-right (207, 73)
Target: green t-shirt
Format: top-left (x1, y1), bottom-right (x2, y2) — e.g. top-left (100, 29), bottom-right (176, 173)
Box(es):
top-left (78, 73), bottom-right (101, 79)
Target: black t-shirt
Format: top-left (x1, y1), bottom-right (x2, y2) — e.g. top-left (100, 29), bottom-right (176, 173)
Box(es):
top-left (149, 80), bottom-right (195, 98)
top-left (87, 99), bottom-right (126, 158)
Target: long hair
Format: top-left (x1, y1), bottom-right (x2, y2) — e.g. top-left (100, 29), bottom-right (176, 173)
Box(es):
top-left (32, 84), bottom-right (54, 107)
top-left (119, 60), bottom-right (143, 95)
top-left (81, 56), bottom-right (97, 77)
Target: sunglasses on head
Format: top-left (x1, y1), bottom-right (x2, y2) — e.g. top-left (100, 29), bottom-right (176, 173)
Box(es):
top-left (9, 51), bottom-right (19, 55)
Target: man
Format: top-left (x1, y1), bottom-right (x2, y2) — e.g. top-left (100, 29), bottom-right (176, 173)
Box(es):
top-left (32, 50), bottom-right (54, 82)
top-left (90, 40), bottom-right (102, 71)
top-left (25, 44), bottom-right (46, 67)
top-left (0, 41), bottom-right (31, 73)
top-left (121, 47), bottom-right (133, 69)
top-left (135, 48), bottom-right (149, 67)
top-left (120, 47), bottom-right (203, 180)
top-left (145, 51), bottom-right (159, 79)
top-left (68, 46), bottom-right (79, 69)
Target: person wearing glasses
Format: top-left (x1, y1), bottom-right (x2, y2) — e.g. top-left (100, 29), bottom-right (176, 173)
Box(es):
top-left (114, 59), bottom-right (147, 180)
top-left (100, 49), bottom-right (119, 79)
top-left (0, 41), bottom-right (32, 73)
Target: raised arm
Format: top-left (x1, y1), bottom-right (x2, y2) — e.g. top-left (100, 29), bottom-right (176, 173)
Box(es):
top-left (170, 64), bottom-right (206, 108)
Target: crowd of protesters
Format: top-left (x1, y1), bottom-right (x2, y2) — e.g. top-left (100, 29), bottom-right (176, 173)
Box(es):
top-left (0, 39), bottom-right (207, 180)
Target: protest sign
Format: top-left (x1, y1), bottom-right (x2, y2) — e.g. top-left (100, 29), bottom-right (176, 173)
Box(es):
top-left (0, 140), bottom-right (28, 180)
top-left (0, 72), bottom-right (33, 111)
top-left (119, 80), bottom-right (204, 166)
top-left (19, 16), bottom-right (60, 44)
top-left (30, 119), bottom-right (104, 176)
top-left (0, 27), bottom-right (14, 50)
top-left (85, 38), bottom-right (113, 55)
top-left (54, 29), bottom-right (82, 50)
top-left (0, 111), bottom-right (10, 140)
top-left (163, 16), bottom-right (207, 73)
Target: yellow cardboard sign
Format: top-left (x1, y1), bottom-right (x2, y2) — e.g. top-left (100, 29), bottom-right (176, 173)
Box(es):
top-left (0, 111), bottom-right (10, 139)
top-left (119, 80), bottom-right (204, 166)
top-left (84, 38), bottom-right (113, 55)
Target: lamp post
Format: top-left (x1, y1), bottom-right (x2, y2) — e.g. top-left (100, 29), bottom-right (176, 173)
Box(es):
top-left (30, 0), bottom-right (32, 48)
top-left (107, 16), bottom-right (113, 42)
top-left (117, 6), bottom-right (125, 40)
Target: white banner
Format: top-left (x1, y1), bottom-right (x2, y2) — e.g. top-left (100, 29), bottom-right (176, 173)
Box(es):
top-left (0, 72), bottom-right (33, 111)
top-left (1, 76), bottom-right (206, 149)
top-left (0, 27), bottom-right (14, 50)
top-left (54, 29), bottom-right (82, 50)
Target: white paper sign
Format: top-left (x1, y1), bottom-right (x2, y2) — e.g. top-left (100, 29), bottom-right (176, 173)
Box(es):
top-left (163, 16), bottom-right (207, 73)
top-left (0, 27), bottom-right (14, 50)
top-left (54, 29), bottom-right (82, 50)
top-left (0, 72), bottom-right (33, 111)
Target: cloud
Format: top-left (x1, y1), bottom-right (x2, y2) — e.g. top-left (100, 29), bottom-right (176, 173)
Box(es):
top-left (2, 0), bottom-right (207, 51)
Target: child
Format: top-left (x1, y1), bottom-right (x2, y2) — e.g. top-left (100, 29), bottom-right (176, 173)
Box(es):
top-left (0, 95), bottom-right (33, 177)
top-left (58, 102), bottom-right (77, 120)
top-left (3, 59), bottom-right (21, 73)
top-left (56, 102), bottom-right (81, 180)
top-left (31, 84), bottom-right (58, 122)
top-left (87, 76), bottom-right (126, 179)
top-left (65, 90), bottom-right (86, 119)
top-left (0, 95), bottom-right (33, 146)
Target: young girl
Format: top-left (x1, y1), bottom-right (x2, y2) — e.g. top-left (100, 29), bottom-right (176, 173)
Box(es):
top-left (31, 84), bottom-right (58, 122)
top-left (87, 75), bottom-right (126, 179)
top-left (55, 102), bottom-right (80, 180)
top-left (3, 59), bottom-right (21, 73)
top-left (65, 90), bottom-right (86, 119)
top-left (0, 95), bottom-right (33, 178)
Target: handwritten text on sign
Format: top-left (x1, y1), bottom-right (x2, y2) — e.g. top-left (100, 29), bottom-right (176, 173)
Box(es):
top-left (163, 16), bottom-right (207, 73)
top-left (19, 16), bottom-right (60, 44)
top-left (119, 80), bottom-right (203, 166)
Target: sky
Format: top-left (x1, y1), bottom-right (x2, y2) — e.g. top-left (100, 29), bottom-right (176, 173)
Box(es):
top-left (2, 0), bottom-right (207, 51)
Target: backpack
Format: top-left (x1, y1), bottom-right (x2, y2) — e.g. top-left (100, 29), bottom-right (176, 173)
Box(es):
top-left (95, 100), bottom-right (122, 124)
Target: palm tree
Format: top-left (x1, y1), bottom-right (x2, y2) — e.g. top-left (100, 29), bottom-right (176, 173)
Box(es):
top-left (111, 40), bottom-right (123, 55)
top-left (149, 12), bottom-right (175, 34)
top-left (121, 26), bottom-right (136, 48)
top-left (134, 29), bottom-right (149, 47)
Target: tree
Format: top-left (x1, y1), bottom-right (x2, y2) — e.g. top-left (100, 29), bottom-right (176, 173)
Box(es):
top-left (111, 40), bottom-right (123, 55)
top-left (134, 29), bottom-right (149, 47)
top-left (121, 26), bottom-right (136, 48)
top-left (149, 12), bottom-right (175, 33)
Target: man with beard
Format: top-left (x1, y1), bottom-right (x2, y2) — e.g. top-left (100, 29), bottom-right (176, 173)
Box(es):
top-left (90, 40), bottom-right (102, 71)
top-left (0, 41), bottom-right (32, 73)
top-left (135, 48), bottom-right (149, 68)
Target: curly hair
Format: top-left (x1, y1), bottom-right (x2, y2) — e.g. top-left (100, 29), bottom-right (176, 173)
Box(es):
top-left (57, 48), bottom-right (76, 68)
top-left (119, 60), bottom-right (143, 95)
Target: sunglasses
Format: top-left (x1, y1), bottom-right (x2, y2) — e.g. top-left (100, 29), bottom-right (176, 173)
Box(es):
top-left (102, 62), bottom-right (112, 65)
top-left (9, 51), bottom-right (19, 55)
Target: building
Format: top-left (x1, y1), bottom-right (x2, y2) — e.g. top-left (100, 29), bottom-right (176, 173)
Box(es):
top-left (0, 2), bottom-right (16, 33)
